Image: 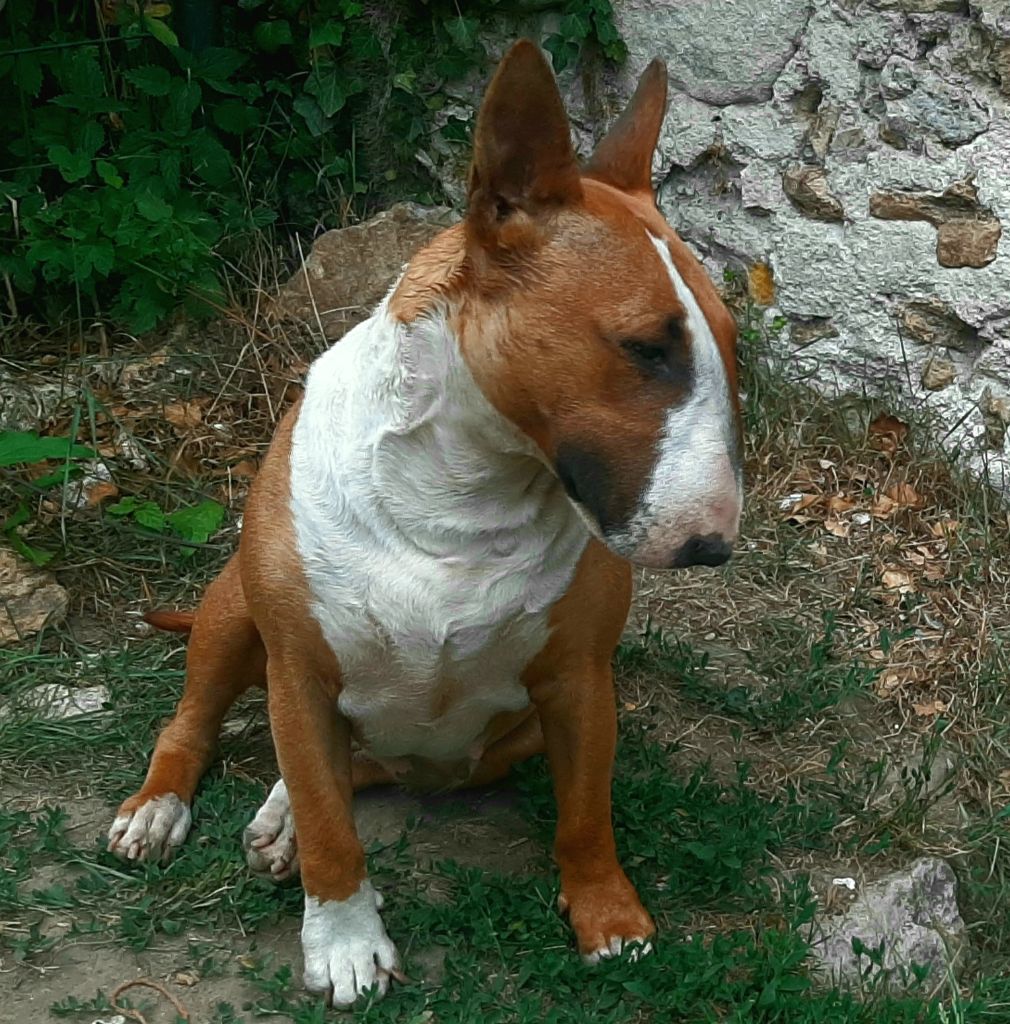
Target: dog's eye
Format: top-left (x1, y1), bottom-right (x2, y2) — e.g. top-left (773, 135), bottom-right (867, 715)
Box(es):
top-left (623, 341), bottom-right (669, 374)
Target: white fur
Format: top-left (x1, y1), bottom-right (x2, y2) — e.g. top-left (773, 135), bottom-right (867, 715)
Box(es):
top-left (301, 881), bottom-right (398, 1006)
top-left (584, 936), bottom-right (654, 965)
top-left (608, 234), bottom-right (742, 564)
top-left (244, 778), bottom-right (298, 879)
top-left (289, 299), bottom-right (588, 769)
top-left (107, 793), bottom-right (191, 862)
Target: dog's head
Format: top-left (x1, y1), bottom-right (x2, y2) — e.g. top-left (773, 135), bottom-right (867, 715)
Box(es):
top-left (395, 41), bottom-right (743, 571)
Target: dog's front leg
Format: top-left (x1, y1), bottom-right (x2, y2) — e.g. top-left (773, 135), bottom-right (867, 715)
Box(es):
top-left (266, 654), bottom-right (398, 1006)
top-left (532, 659), bottom-right (655, 963)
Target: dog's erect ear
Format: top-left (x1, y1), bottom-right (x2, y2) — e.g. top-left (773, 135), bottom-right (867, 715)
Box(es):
top-left (584, 59), bottom-right (668, 196)
top-left (467, 40), bottom-right (582, 246)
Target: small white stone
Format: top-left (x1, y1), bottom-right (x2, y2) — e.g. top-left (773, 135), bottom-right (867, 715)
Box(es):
top-left (1, 683), bottom-right (109, 720)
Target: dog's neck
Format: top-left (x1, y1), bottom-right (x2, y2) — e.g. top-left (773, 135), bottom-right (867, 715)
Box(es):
top-left (295, 299), bottom-right (586, 565)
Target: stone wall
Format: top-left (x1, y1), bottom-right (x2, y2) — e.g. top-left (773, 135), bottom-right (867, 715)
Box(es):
top-left (601, 0), bottom-right (1010, 486)
top-left (310, 4), bottom-right (1008, 485)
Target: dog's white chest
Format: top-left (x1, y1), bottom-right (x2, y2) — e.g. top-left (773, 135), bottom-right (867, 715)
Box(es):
top-left (323, 567), bottom-right (550, 762)
top-left (288, 306), bottom-right (587, 764)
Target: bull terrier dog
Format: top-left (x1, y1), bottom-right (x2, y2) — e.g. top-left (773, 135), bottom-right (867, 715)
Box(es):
top-left (108, 39), bottom-right (742, 1007)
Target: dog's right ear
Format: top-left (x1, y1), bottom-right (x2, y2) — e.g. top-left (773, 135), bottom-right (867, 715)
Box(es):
top-left (466, 40), bottom-right (582, 251)
top-left (584, 59), bottom-right (668, 197)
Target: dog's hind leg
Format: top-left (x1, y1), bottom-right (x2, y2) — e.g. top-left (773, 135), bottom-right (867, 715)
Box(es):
top-left (108, 554), bottom-right (265, 862)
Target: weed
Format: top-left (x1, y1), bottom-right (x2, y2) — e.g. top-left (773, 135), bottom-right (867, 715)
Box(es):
top-left (106, 494), bottom-right (226, 556)
top-left (0, 0), bottom-right (624, 332)
top-left (618, 617), bottom-right (877, 733)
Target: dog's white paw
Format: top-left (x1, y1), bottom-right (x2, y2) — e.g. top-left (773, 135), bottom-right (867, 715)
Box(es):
top-left (244, 779), bottom-right (299, 880)
top-left (301, 881), bottom-right (399, 1007)
top-left (582, 936), bottom-right (654, 965)
top-left (107, 793), bottom-right (191, 863)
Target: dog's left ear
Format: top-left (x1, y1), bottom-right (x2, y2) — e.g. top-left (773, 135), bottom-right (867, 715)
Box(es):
top-left (584, 59), bottom-right (668, 197)
top-left (467, 40), bottom-right (582, 249)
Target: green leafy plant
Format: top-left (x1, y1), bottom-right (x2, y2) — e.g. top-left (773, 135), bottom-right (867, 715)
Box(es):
top-left (106, 495), bottom-right (225, 554)
top-left (0, 431), bottom-right (95, 468)
top-left (0, 429), bottom-right (96, 564)
top-left (1, 0), bottom-right (624, 334)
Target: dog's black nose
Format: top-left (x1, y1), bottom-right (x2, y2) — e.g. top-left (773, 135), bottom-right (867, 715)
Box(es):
top-left (669, 534), bottom-right (733, 568)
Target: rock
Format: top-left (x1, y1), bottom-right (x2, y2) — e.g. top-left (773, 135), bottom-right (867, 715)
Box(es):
top-left (789, 317), bottom-right (840, 346)
top-left (921, 357), bottom-right (958, 389)
top-left (0, 548), bottom-right (68, 646)
top-left (880, 58), bottom-right (919, 101)
top-left (782, 165), bottom-right (845, 221)
top-left (935, 218), bottom-right (1003, 267)
top-left (614, 0), bottom-right (814, 106)
top-left (870, 178), bottom-right (1003, 268)
top-left (870, 0), bottom-right (969, 10)
top-left (741, 160), bottom-right (783, 214)
top-left (588, 0), bottom-right (1010, 493)
top-left (888, 68), bottom-right (991, 147)
top-left (980, 386), bottom-right (1010, 447)
top-left (808, 858), bottom-right (968, 991)
top-left (807, 107), bottom-right (841, 159)
top-left (270, 203), bottom-right (459, 340)
top-left (899, 298), bottom-right (981, 350)
top-left (1, 683), bottom-right (109, 720)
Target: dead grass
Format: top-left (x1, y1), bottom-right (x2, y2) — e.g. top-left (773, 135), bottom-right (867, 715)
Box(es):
top-left (5, 288), bottom-right (1010, 819)
top-left (2, 286), bottom-right (1010, 1012)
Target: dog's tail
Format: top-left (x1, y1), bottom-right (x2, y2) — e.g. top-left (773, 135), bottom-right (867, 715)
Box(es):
top-left (144, 609), bottom-right (196, 634)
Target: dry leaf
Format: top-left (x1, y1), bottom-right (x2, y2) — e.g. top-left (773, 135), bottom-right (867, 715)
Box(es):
top-left (871, 495), bottom-right (896, 518)
top-left (164, 400), bottom-right (205, 432)
top-left (785, 514), bottom-right (817, 527)
top-left (881, 568), bottom-right (914, 592)
top-left (85, 481), bottom-right (119, 507)
top-left (826, 495), bottom-right (856, 515)
top-left (168, 446), bottom-right (203, 479)
top-left (884, 483), bottom-right (925, 510)
top-left (913, 699), bottom-right (947, 718)
top-left (824, 517), bottom-right (850, 538)
top-left (924, 562), bottom-right (946, 582)
top-left (928, 519), bottom-right (959, 539)
top-left (868, 413), bottom-right (909, 456)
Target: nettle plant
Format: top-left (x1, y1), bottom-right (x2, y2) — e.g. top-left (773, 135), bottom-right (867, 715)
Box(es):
top-left (0, 0), bottom-right (624, 334)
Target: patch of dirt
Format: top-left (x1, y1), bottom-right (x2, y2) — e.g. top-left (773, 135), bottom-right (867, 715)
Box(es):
top-left (3, 309), bottom-right (1010, 1014)
top-left (1, 923), bottom-right (299, 1024)
top-left (0, 773), bottom-right (541, 1020)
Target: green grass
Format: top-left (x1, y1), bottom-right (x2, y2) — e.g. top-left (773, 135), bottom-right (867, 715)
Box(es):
top-left (616, 617), bottom-right (879, 733)
top-left (1, 638), bottom-right (1007, 1022)
top-left (3, 303), bottom-right (1010, 1020)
